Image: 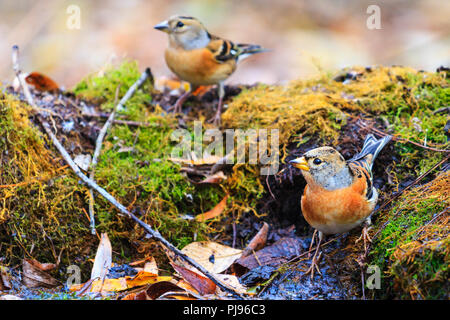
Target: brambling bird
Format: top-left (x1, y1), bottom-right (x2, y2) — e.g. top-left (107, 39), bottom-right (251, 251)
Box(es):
top-left (154, 15), bottom-right (267, 124)
top-left (290, 134), bottom-right (391, 279)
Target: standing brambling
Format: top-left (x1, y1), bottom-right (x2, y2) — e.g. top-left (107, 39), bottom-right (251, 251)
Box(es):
top-left (154, 15), bottom-right (267, 124)
top-left (290, 134), bottom-right (391, 279)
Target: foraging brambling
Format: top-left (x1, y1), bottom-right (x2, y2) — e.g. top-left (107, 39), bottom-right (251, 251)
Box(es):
top-left (290, 134), bottom-right (391, 279)
top-left (154, 15), bottom-right (267, 124)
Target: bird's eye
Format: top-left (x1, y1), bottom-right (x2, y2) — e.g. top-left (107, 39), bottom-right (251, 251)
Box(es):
top-left (176, 21), bottom-right (184, 28)
top-left (313, 158), bottom-right (322, 165)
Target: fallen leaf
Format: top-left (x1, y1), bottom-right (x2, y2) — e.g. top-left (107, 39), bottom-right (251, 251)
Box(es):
top-left (235, 237), bottom-right (303, 271)
top-left (159, 292), bottom-right (198, 300)
top-left (169, 155), bottom-right (223, 166)
top-left (126, 271), bottom-right (170, 288)
top-left (121, 290), bottom-right (147, 300)
top-left (145, 281), bottom-right (185, 300)
top-left (90, 277), bottom-right (128, 292)
top-left (241, 222), bottom-right (269, 258)
top-left (25, 72), bottom-right (59, 92)
top-left (74, 154), bottom-right (92, 171)
top-left (181, 241), bottom-right (242, 274)
top-left (143, 257), bottom-right (159, 275)
top-left (171, 263), bottom-right (216, 296)
top-left (176, 279), bottom-right (199, 295)
top-left (22, 259), bottom-right (59, 288)
top-left (70, 273), bottom-right (172, 293)
top-left (27, 258), bottom-right (58, 272)
top-left (191, 85), bottom-right (212, 97)
top-left (214, 274), bottom-right (249, 295)
top-left (91, 233), bottom-right (112, 281)
top-left (195, 195), bottom-right (229, 222)
top-left (194, 171), bottom-right (227, 185)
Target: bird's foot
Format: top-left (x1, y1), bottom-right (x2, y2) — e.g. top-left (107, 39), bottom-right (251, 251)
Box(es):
top-left (356, 225), bottom-right (372, 252)
top-left (206, 94), bottom-right (223, 126)
top-left (206, 112), bottom-right (221, 126)
top-left (304, 251), bottom-right (322, 281)
top-left (170, 91), bottom-right (191, 114)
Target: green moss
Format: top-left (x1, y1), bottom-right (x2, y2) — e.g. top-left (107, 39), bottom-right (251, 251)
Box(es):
top-left (72, 62), bottom-right (226, 248)
top-left (0, 92), bottom-right (93, 273)
top-left (370, 172), bottom-right (449, 299)
top-left (73, 60), bottom-right (152, 114)
top-left (224, 66), bottom-right (448, 152)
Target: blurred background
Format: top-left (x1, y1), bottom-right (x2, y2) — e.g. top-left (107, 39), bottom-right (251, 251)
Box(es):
top-left (0, 0), bottom-right (449, 88)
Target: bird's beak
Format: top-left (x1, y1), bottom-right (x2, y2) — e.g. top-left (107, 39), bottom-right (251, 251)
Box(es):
top-left (154, 20), bottom-right (170, 33)
top-left (290, 157), bottom-right (309, 171)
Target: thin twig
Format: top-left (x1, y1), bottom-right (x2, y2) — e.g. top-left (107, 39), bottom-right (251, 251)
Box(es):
top-left (83, 112), bottom-right (156, 128)
top-left (11, 45), bottom-right (243, 299)
top-left (88, 85), bottom-right (121, 234)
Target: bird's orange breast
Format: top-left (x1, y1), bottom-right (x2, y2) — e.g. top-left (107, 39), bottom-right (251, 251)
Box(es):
top-left (165, 47), bottom-right (236, 86)
top-left (301, 177), bottom-right (374, 235)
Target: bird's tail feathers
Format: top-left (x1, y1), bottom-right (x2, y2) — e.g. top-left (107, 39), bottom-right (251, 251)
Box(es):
top-left (236, 44), bottom-right (269, 62)
top-left (351, 134), bottom-right (392, 170)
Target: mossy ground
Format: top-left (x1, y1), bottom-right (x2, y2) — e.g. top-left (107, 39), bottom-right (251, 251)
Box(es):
top-left (223, 65), bottom-right (449, 299)
top-left (370, 172), bottom-right (449, 299)
top-left (0, 91), bottom-right (89, 273)
top-left (0, 62), bottom-right (448, 299)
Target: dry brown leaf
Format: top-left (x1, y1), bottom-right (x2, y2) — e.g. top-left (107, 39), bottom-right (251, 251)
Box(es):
top-left (126, 271), bottom-right (170, 288)
top-left (195, 171), bottom-right (227, 185)
top-left (22, 259), bottom-right (59, 288)
top-left (25, 72), bottom-right (59, 92)
top-left (181, 241), bottom-right (242, 274)
top-left (160, 293), bottom-right (198, 300)
top-left (195, 195), bottom-right (229, 222)
top-left (145, 281), bottom-right (185, 300)
top-left (235, 237), bottom-right (303, 271)
top-left (175, 279), bottom-right (199, 295)
top-left (171, 263), bottom-right (216, 296)
top-left (27, 258), bottom-right (58, 272)
top-left (91, 233), bottom-right (112, 280)
top-left (241, 222), bottom-right (269, 258)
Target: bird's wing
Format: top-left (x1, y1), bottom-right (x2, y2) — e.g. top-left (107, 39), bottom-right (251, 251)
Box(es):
top-left (348, 159), bottom-right (374, 200)
top-left (347, 134), bottom-right (391, 200)
top-left (207, 36), bottom-right (266, 64)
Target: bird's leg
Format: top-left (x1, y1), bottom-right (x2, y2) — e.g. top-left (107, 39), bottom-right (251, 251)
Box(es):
top-left (207, 82), bottom-right (224, 125)
top-left (356, 217), bottom-right (372, 252)
top-left (304, 230), bottom-right (324, 280)
top-left (171, 86), bottom-right (192, 114)
top-left (308, 229), bottom-right (318, 259)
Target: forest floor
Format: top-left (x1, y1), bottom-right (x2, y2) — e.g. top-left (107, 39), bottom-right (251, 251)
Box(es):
top-left (0, 62), bottom-right (448, 300)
